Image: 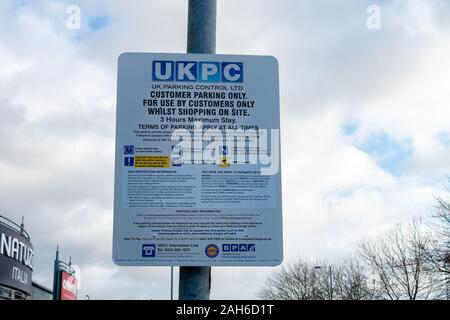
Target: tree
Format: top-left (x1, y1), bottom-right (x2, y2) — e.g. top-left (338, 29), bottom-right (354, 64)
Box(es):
top-left (333, 257), bottom-right (373, 300)
top-left (426, 180), bottom-right (450, 275)
top-left (259, 260), bottom-right (323, 300)
top-left (424, 180), bottom-right (450, 299)
top-left (259, 258), bottom-right (371, 300)
top-left (358, 219), bottom-right (445, 300)
top-left (260, 183), bottom-right (450, 300)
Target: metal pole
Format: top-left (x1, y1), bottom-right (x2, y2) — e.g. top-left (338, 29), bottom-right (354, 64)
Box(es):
top-left (179, 266), bottom-right (211, 300)
top-left (446, 255), bottom-right (449, 300)
top-left (329, 266), bottom-right (333, 300)
top-left (170, 266), bottom-right (174, 300)
top-left (178, 0), bottom-right (216, 301)
top-left (52, 245), bottom-right (59, 300)
top-left (187, 0), bottom-right (217, 54)
top-left (20, 216), bottom-right (25, 235)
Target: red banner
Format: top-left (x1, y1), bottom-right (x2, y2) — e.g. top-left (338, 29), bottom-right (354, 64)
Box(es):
top-left (60, 271), bottom-right (77, 300)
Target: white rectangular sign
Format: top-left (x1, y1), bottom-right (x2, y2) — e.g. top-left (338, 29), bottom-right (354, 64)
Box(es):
top-left (113, 53), bottom-right (282, 266)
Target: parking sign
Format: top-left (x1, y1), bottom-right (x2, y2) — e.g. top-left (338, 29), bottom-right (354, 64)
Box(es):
top-left (113, 53), bottom-right (282, 266)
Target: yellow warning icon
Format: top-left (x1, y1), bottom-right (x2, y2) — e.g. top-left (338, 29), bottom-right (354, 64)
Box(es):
top-left (219, 156), bottom-right (231, 168)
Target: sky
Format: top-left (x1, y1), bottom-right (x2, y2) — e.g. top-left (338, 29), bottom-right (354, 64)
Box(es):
top-left (0, 0), bottom-right (449, 299)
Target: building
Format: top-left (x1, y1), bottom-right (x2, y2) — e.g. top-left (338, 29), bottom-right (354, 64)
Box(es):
top-left (0, 215), bottom-right (54, 300)
top-left (31, 282), bottom-right (53, 300)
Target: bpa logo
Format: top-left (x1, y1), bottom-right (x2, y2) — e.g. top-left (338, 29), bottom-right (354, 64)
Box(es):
top-left (142, 244), bottom-right (156, 257)
top-left (223, 244), bottom-right (256, 252)
top-left (152, 61), bottom-right (243, 83)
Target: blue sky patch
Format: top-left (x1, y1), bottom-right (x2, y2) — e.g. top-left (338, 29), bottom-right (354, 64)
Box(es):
top-left (437, 132), bottom-right (450, 147)
top-left (343, 121), bottom-right (359, 136)
top-left (356, 132), bottom-right (413, 176)
top-left (12, 0), bottom-right (29, 10)
top-left (13, 0), bottom-right (28, 6)
top-left (88, 15), bottom-right (109, 31)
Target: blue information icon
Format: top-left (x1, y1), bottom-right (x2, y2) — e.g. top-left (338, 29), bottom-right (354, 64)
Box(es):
top-left (142, 244), bottom-right (156, 257)
top-left (220, 146), bottom-right (228, 156)
top-left (124, 145), bottom-right (134, 155)
top-left (124, 157), bottom-right (134, 167)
